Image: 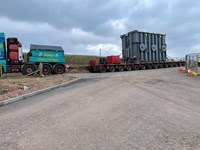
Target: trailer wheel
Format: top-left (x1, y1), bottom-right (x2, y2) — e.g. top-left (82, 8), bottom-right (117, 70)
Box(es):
top-left (89, 67), bottom-right (94, 73)
top-left (54, 64), bottom-right (65, 74)
top-left (109, 66), bottom-right (116, 72)
top-left (148, 65), bottom-right (152, 69)
top-left (100, 66), bottom-right (106, 73)
top-left (159, 64), bottom-right (163, 68)
top-left (126, 66), bottom-right (132, 71)
top-left (22, 64), bottom-right (37, 75)
top-left (174, 63), bottom-right (178, 67)
top-left (140, 65), bottom-right (146, 70)
top-left (43, 64), bottom-right (51, 75)
top-left (153, 65), bottom-right (158, 69)
top-left (134, 65), bottom-right (139, 70)
top-left (118, 66), bottom-right (124, 72)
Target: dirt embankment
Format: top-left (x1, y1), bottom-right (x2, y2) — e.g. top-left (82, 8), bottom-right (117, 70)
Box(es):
top-left (0, 73), bottom-right (75, 101)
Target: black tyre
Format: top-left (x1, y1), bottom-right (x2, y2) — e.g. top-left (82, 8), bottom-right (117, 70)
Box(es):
top-left (109, 66), bottom-right (116, 72)
top-left (22, 64), bottom-right (37, 75)
top-left (164, 64), bottom-right (168, 68)
top-left (148, 65), bottom-right (152, 69)
top-left (174, 63), bottom-right (178, 67)
top-left (140, 65), bottom-right (146, 70)
top-left (126, 66), bottom-right (132, 71)
top-left (100, 66), bottom-right (106, 73)
top-left (118, 66), bottom-right (124, 72)
top-left (134, 65), bottom-right (139, 70)
top-left (88, 67), bottom-right (94, 73)
top-left (159, 64), bottom-right (163, 68)
top-left (53, 64), bottom-right (65, 74)
top-left (43, 64), bottom-right (51, 75)
top-left (153, 65), bottom-right (158, 69)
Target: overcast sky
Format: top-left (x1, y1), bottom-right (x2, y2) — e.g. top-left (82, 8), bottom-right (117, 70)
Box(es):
top-left (0, 0), bottom-right (200, 58)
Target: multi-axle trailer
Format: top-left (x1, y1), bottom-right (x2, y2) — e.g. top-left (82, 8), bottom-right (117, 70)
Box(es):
top-left (88, 56), bottom-right (185, 73)
top-left (88, 30), bottom-right (185, 73)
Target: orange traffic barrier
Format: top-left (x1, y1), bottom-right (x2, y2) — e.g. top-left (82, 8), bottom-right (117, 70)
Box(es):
top-left (187, 68), bottom-right (191, 76)
top-left (179, 66), bottom-right (183, 73)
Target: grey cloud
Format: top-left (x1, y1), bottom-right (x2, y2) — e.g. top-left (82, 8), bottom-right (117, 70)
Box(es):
top-left (0, 0), bottom-right (200, 57)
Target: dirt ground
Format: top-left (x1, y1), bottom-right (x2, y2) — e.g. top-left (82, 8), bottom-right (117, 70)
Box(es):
top-left (0, 68), bottom-right (200, 150)
top-left (0, 73), bottom-right (75, 101)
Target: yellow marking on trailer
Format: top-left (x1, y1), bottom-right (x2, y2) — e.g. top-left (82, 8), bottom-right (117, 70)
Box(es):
top-left (44, 54), bottom-right (54, 57)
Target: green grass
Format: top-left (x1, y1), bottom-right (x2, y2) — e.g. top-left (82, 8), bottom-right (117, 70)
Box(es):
top-left (65, 54), bottom-right (101, 66)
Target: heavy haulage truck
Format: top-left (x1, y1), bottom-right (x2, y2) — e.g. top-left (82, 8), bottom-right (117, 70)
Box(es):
top-left (0, 33), bottom-right (66, 75)
top-left (88, 30), bottom-right (185, 73)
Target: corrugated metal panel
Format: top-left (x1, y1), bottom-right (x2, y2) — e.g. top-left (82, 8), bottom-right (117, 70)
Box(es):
top-left (121, 30), bottom-right (167, 63)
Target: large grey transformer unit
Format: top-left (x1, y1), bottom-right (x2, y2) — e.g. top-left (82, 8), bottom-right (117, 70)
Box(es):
top-left (121, 30), bottom-right (167, 63)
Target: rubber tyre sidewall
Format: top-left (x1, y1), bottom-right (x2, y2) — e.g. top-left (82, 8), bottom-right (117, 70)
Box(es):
top-left (100, 67), bottom-right (106, 73)
top-left (109, 66), bottom-right (115, 72)
top-left (54, 64), bottom-right (65, 74)
top-left (43, 64), bottom-right (51, 75)
top-left (22, 64), bottom-right (36, 75)
top-left (126, 66), bottom-right (131, 71)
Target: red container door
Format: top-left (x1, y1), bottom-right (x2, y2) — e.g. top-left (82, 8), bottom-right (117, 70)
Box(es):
top-left (107, 55), bottom-right (120, 64)
top-left (89, 60), bottom-right (96, 66)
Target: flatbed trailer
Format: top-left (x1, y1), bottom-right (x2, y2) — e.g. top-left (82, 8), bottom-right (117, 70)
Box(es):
top-left (88, 61), bottom-right (185, 73)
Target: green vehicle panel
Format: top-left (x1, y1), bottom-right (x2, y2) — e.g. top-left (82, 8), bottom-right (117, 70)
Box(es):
top-left (28, 44), bottom-right (65, 63)
top-left (0, 60), bottom-right (6, 72)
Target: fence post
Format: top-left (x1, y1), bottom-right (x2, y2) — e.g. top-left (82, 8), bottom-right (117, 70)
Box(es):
top-left (0, 64), bottom-right (2, 78)
top-left (39, 63), bottom-right (43, 77)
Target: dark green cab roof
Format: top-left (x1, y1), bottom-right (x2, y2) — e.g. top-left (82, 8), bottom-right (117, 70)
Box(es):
top-left (30, 44), bottom-right (64, 52)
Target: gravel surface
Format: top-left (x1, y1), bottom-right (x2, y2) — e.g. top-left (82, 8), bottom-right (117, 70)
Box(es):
top-left (0, 68), bottom-right (200, 150)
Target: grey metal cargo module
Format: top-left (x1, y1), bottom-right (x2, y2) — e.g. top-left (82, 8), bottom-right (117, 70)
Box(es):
top-left (121, 30), bottom-right (167, 63)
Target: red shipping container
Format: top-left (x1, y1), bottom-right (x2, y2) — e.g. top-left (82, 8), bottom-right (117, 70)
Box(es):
top-left (107, 55), bottom-right (120, 64)
top-left (89, 60), bottom-right (96, 66)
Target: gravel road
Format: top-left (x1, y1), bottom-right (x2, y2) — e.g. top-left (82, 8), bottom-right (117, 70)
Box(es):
top-left (0, 68), bottom-right (200, 150)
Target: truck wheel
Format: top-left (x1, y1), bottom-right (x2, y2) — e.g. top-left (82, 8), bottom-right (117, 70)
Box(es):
top-left (118, 66), bottom-right (124, 72)
top-left (100, 66), bottom-right (106, 73)
top-left (22, 64), bottom-right (37, 75)
top-left (126, 66), bottom-right (132, 71)
top-left (54, 64), bottom-right (65, 74)
top-left (43, 64), bottom-right (51, 75)
top-left (109, 66), bottom-right (116, 72)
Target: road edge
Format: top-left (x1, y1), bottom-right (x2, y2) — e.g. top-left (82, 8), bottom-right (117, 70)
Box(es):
top-left (0, 77), bottom-right (81, 107)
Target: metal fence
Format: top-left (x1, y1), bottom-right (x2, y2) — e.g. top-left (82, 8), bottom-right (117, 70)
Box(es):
top-left (185, 53), bottom-right (200, 75)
